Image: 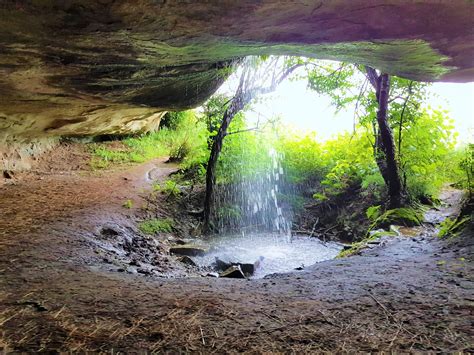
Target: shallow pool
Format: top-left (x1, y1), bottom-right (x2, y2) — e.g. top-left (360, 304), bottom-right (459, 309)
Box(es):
top-left (192, 233), bottom-right (343, 278)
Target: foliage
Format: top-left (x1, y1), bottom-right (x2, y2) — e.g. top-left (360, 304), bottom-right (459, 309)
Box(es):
top-left (366, 205), bottom-right (382, 222)
top-left (277, 132), bottom-right (326, 184)
top-left (89, 110), bottom-right (209, 171)
top-left (457, 144), bottom-right (473, 195)
top-left (299, 59), bottom-right (462, 202)
top-left (138, 218), bottom-right (174, 235)
top-left (438, 216), bottom-right (470, 238)
top-left (397, 109), bottom-right (458, 198)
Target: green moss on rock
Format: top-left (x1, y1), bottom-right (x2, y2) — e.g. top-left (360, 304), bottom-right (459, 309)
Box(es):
top-left (371, 207), bottom-right (424, 230)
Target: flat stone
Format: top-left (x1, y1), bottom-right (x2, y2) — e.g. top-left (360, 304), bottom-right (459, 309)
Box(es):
top-left (220, 265), bottom-right (246, 279)
top-left (169, 245), bottom-right (208, 257)
top-left (214, 256), bottom-right (264, 277)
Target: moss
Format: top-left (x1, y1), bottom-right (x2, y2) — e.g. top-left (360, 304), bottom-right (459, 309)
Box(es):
top-left (138, 218), bottom-right (174, 235)
top-left (133, 38), bottom-right (451, 81)
top-left (370, 207), bottom-right (423, 230)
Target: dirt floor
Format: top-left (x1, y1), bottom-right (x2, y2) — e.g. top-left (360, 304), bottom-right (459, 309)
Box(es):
top-left (0, 143), bottom-right (473, 353)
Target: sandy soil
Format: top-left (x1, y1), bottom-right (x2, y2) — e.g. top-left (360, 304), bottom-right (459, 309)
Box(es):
top-left (0, 145), bottom-right (472, 353)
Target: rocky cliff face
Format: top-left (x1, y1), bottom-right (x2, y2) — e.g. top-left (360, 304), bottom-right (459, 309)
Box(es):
top-left (1, 0), bottom-right (473, 169)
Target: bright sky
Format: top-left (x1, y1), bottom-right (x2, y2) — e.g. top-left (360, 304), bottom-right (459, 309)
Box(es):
top-left (218, 70), bottom-right (474, 144)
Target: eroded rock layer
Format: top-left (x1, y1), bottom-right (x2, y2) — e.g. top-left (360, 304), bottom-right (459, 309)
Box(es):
top-left (1, 1), bottom-right (473, 169)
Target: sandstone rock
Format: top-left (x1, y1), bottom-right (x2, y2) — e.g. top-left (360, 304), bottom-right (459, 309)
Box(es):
top-left (214, 256), bottom-right (264, 277)
top-left (169, 245), bottom-right (208, 257)
top-left (1, 1), bottom-right (473, 170)
top-left (219, 265), bottom-right (246, 279)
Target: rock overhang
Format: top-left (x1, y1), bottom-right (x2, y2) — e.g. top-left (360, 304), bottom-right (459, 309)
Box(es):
top-left (0, 0), bottom-right (473, 169)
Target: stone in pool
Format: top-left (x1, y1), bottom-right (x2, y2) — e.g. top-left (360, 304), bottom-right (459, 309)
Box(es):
top-left (219, 265), bottom-right (246, 279)
top-left (214, 256), bottom-right (264, 277)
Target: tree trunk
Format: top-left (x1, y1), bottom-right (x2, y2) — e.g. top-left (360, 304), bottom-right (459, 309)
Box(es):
top-left (202, 97), bottom-right (244, 234)
top-left (375, 74), bottom-right (404, 208)
top-left (366, 67), bottom-right (404, 208)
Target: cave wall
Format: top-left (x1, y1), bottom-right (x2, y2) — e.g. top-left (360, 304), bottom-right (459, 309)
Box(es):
top-left (0, 0), bottom-right (473, 170)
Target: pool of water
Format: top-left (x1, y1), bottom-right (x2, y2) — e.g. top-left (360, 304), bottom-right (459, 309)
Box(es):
top-left (192, 233), bottom-right (343, 278)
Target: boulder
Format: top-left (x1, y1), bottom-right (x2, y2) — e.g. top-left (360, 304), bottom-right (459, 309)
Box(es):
top-left (169, 245), bottom-right (208, 257)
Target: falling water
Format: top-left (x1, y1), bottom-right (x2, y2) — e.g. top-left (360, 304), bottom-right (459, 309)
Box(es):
top-left (195, 135), bottom-right (343, 278)
top-left (213, 147), bottom-right (292, 236)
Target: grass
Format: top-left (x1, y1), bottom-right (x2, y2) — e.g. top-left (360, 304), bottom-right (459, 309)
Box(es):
top-left (138, 218), bottom-right (174, 235)
top-left (153, 180), bottom-right (181, 197)
top-left (88, 133), bottom-right (169, 169)
top-left (88, 110), bottom-right (208, 170)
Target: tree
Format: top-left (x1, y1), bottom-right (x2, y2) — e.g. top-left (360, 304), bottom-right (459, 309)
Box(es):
top-left (304, 60), bottom-right (429, 207)
top-left (202, 57), bottom-right (302, 234)
top-left (365, 68), bottom-right (403, 207)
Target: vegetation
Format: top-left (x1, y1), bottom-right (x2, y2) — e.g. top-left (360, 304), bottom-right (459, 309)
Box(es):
top-left (89, 110), bottom-right (208, 170)
top-left (86, 56), bottom-right (466, 241)
top-left (438, 216), bottom-right (470, 239)
top-left (138, 218), bottom-right (174, 235)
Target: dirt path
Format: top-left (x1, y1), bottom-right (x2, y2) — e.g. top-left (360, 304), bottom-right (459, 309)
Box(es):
top-left (0, 152), bottom-right (472, 352)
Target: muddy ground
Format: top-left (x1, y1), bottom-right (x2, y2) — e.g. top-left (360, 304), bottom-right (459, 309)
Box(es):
top-left (0, 143), bottom-right (473, 353)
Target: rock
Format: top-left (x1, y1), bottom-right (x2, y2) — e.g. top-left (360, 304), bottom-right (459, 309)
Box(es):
top-left (178, 256), bottom-right (197, 266)
top-left (206, 272), bottom-right (219, 278)
top-left (214, 256), bottom-right (264, 277)
top-left (1, 2), bottom-right (472, 171)
top-left (220, 265), bottom-right (246, 279)
top-left (294, 265), bottom-right (304, 271)
top-left (214, 257), bottom-right (232, 271)
top-left (169, 245), bottom-right (208, 256)
top-left (129, 259), bottom-right (140, 267)
top-left (137, 268), bottom-right (152, 275)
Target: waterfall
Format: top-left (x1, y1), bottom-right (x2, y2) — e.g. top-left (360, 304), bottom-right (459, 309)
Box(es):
top-left (214, 146), bottom-right (292, 236)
